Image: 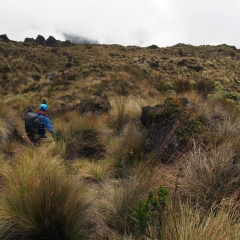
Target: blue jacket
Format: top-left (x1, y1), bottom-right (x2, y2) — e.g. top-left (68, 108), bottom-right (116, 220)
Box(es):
top-left (36, 111), bottom-right (54, 136)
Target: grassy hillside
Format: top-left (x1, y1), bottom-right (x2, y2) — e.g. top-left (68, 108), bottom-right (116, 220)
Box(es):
top-left (0, 35), bottom-right (239, 239)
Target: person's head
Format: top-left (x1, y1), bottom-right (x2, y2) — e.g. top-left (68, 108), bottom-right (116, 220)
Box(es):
top-left (39, 103), bottom-right (48, 111)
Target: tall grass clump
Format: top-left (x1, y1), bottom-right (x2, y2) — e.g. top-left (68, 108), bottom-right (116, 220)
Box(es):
top-left (163, 199), bottom-right (240, 240)
top-left (0, 147), bottom-right (95, 240)
top-left (217, 116), bottom-right (240, 140)
top-left (109, 95), bottom-right (165, 135)
top-left (179, 143), bottom-right (240, 209)
top-left (100, 163), bottom-right (164, 236)
top-left (196, 97), bottom-right (240, 127)
top-left (174, 79), bottom-right (192, 94)
top-left (113, 122), bottom-right (146, 168)
top-left (0, 102), bottom-right (17, 142)
top-left (70, 158), bottom-right (116, 183)
top-left (109, 97), bottom-right (127, 133)
top-left (53, 111), bottom-right (112, 160)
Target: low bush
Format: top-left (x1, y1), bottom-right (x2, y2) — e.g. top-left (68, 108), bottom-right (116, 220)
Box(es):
top-left (133, 186), bottom-right (169, 239)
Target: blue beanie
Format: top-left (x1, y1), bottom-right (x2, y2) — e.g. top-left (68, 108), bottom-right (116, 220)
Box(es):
top-left (39, 103), bottom-right (48, 111)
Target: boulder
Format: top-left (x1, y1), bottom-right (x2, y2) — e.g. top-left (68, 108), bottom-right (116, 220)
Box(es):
top-left (36, 35), bottom-right (46, 45)
top-left (140, 106), bottom-right (153, 127)
top-left (24, 37), bottom-right (35, 43)
top-left (46, 36), bottom-right (58, 47)
top-left (0, 34), bottom-right (10, 42)
top-left (141, 97), bottom-right (204, 163)
top-left (148, 44), bottom-right (158, 49)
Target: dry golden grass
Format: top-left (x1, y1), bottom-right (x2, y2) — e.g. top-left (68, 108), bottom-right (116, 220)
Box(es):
top-left (98, 163), bottom-right (166, 236)
top-left (0, 102), bottom-right (24, 146)
top-left (108, 94), bottom-right (166, 134)
top-left (0, 147), bottom-right (97, 239)
top-left (70, 158), bottom-right (116, 183)
top-left (178, 142), bottom-right (240, 209)
top-left (163, 199), bottom-right (240, 240)
top-left (53, 111), bottom-right (112, 159)
top-left (114, 122), bottom-right (146, 167)
top-left (2, 39), bottom-right (240, 238)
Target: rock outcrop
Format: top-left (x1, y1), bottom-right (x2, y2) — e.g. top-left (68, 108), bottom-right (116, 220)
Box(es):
top-left (46, 36), bottom-right (58, 47)
top-left (0, 34), bottom-right (10, 42)
top-left (36, 35), bottom-right (46, 45)
top-left (141, 97), bottom-right (207, 163)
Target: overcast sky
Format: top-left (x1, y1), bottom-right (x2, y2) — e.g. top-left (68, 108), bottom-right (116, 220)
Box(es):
top-left (1, 0), bottom-right (240, 48)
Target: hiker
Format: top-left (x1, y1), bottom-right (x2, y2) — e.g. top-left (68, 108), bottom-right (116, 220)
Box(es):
top-left (36, 103), bottom-right (54, 139)
top-left (25, 103), bottom-right (54, 144)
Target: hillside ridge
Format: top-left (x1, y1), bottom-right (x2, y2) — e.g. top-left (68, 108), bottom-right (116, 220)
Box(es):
top-left (1, 33), bottom-right (240, 110)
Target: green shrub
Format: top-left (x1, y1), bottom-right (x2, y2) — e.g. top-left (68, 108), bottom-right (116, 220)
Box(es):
top-left (133, 186), bottom-right (169, 239)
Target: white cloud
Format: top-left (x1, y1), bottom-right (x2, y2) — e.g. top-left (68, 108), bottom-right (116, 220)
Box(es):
top-left (0, 0), bottom-right (240, 48)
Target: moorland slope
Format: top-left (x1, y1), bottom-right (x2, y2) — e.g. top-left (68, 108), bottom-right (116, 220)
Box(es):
top-left (0, 34), bottom-right (239, 239)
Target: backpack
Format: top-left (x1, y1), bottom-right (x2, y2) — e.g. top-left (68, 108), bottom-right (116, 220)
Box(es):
top-left (25, 112), bottom-right (44, 142)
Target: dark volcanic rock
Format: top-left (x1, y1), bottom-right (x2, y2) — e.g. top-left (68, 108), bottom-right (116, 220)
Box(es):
top-left (140, 106), bottom-right (153, 127)
top-left (149, 61), bottom-right (159, 70)
top-left (148, 45), bottom-right (159, 49)
top-left (177, 58), bottom-right (203, 72)
top-left (36, 35), bottom-right (46, 45)
top-left (0, 34), bottom-right (10, 42)
top-left (141, 97), bottom-right (202, 163)
top-left (24, 37), bottom-right (35, 43)
top-left (46, 36), bottom-right (58, 47)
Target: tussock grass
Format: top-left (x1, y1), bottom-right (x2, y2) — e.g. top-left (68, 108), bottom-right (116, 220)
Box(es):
top-left (217, 115), bottom-right (240, 139)
top-left (114, 122), bottom-right (146, 167)
top-left (100, 163), bottom-right (164, 236)
top-left (179, 143), bottom-right (240, 209)
top-left (70, 158), bottom-right (116, 183)
top-left (0, 104), bottom-right (16, 143)
top-left (0, 147), bottom-right (95, 240)
top-left (109, 95), bottom-right (166, 134)
top-left (54, 111), bottom-right (112, 159)
top-left (0, 102), bottom-right (23, 145)
top-left (163, 199), bottom-right (240, 240)
top-left (109, 97), bottom-right (127, 133)
top-left (176, 91), bottom-right (203, 105)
